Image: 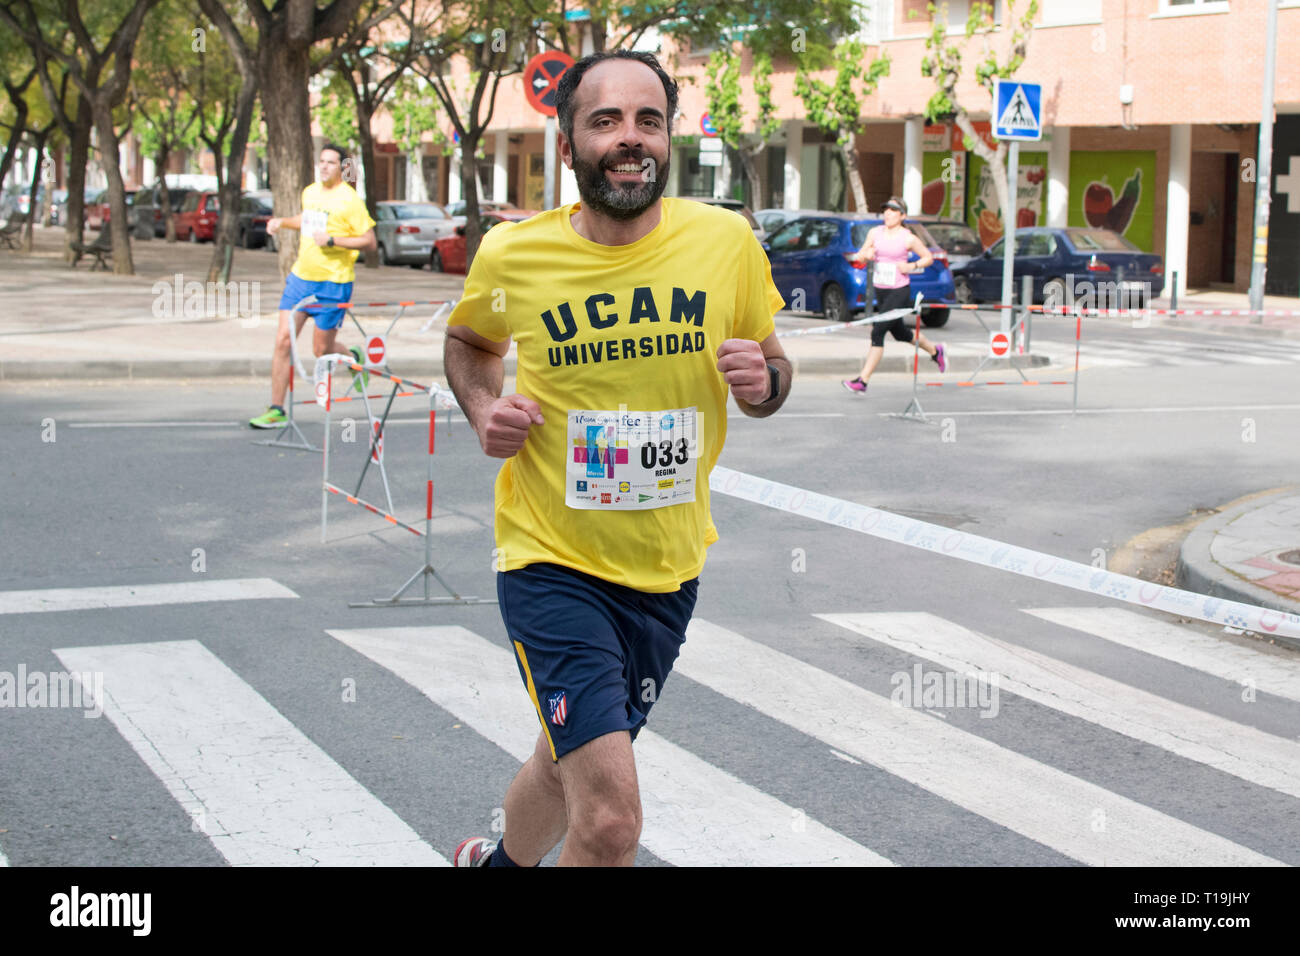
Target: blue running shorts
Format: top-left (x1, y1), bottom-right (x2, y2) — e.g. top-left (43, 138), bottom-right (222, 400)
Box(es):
top-left (279, 272), bottom-right (352, 330)
top-left (498, 563), bottom-right (699, 762)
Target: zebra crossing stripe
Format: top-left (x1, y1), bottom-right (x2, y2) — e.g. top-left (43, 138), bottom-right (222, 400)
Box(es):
top-left (328, 626), bottom-right (890, 867)
top-left (819, 612), bottom-right (1300, 800)
top-left (1025, 607), bottom-right (1300, 704)
top-left (0, 578), bottom-right (298, 615)
top-left (678, 619), bottom-right (1283, 866)
top-left (709, 466), bottom-right (1300, 642)
top-left (52, 640), bottom-right (447, 867)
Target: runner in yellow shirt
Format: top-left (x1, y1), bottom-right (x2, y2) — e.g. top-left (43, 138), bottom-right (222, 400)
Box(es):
top-left (445, 51), bottom-right (791, 867)
top-left (249, 143), bottom-right (377, 428)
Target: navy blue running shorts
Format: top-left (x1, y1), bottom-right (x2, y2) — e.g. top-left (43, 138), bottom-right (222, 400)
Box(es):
top-left (498, 563), bottom-right (699, 762)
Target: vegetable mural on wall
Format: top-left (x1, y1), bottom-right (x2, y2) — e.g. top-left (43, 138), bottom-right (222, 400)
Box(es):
top-left (1069, 151), bottom-right (1156, 250)
top-left (966, 151), bottom-right (1048, 248)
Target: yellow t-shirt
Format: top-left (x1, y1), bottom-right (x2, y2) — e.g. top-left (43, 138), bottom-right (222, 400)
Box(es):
top-left (291, 182), bottom-right (376, 283)
top-left (447, 197), bottom-right (783, 592)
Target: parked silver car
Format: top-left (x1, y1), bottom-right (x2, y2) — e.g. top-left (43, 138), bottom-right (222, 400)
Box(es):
top-left (374, 201), bottom-right (456, 267)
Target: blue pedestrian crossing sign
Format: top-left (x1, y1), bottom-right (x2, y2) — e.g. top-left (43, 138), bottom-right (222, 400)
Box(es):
top-left (993, 80), bottom-right (1042, 141)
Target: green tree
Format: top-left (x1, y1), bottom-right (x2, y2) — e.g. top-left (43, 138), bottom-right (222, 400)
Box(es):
top-left (920, 0), bottom-right (1038, 241)
top-left (703, 48), bottom-right (779, 208)
top-left (0, 0), bottom-right (164, 273)
top-left (194, 0), bottom-right (401, 278)
top-left (794, 38), bottom-right (891, 213)
top-left (388, 73), bottom-right (446, 203)
top-left (132, 0), bottom-right (202, 241)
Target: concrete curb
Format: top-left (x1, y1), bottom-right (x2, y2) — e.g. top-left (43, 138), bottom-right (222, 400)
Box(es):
top-left (1, 352), bottom-right (1053, 381)
top-left (1176, 487), bottom-right (1300, 649)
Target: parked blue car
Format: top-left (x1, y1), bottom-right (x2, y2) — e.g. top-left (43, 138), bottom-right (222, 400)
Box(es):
top-left (952, 227), bottom-right (1165, 306)
top-left (762, 214), bottom-right (955, 327)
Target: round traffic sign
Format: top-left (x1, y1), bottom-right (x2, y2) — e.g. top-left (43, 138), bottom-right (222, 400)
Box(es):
top-left (366, 335), bottom-right (386, 366)
top-left (989, 331), bottom-right (1011, 357)
top-left (524, 51), bottom-right (575, 117)
top-left (700, 113), bottom-right (718, 137)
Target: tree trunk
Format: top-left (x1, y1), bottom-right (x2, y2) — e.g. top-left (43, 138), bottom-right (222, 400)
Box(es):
top-left (157, 146), bottom-right (177, 242)
top-left (740, 146), bottom-right (764, 210)
top-left (258, 43), bottom-right (314, 279)
top-left (206, 76), bottom-right (258, 284)
top-left (843, 140), bottom-right (867, 214)
top-left (93, 99), bottom-right (135, 275)
top-left (0, 90), bottom-right (29, 191)
top-left (356, 96), bottom-right (379, 269)
top-left (461, 132), bottom-right (484, 267)
top-left (22, 131), bottom-right (48, 251)
top-left (63, 99), bottom-right (93, 263)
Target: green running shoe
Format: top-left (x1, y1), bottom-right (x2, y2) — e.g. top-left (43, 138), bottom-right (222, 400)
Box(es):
top-left (249, 405), bottom-right (286, 428)
top-left (348, 346), bottom-right (371, 393)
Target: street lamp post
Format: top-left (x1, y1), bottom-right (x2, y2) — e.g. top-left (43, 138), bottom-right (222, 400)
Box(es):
top-left (1248, 0), bottom-right (1279, 321)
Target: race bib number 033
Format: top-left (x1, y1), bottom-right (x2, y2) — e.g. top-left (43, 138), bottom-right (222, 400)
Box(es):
top-left (566, 407), bottom-right (699, 511)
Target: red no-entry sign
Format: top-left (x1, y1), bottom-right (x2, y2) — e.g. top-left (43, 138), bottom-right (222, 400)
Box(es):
top-left (989, 331), bottom-right (1011, 357)
top-left (365, 335), bottom-right (386, 367)
top-left (524, 52), bottom-right (575, 117)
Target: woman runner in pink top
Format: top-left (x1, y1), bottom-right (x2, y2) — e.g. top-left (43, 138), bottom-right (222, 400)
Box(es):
top-left (842, 197), bottom-right (946, 394)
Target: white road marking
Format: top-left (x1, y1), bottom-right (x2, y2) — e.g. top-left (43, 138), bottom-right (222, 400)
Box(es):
top-left (820, 612), bottom-right (1300, 799)
top-left (1025, 607), bottom-right (1300, 704)
top-left (678, 618), bottom-right (1283, 866)
top-left (0, 578), bottom-right (298, 615)
top-left (52, 640), bottom-right (445, 866)
top-left (68, 422), bottom-right (244, 428)
top-left (329, 625), bottom-right (889, 867)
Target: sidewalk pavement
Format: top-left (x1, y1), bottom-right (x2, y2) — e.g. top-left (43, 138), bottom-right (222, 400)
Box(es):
top-left (4, 225), bottom-right (1300, 630)
top-left (1178, 489), bottom-right (1300, 646)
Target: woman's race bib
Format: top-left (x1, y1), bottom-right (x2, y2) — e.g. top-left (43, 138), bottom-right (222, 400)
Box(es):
top-left (566, 407), bottom-right (699, 510)
top-left (873, 261), bottom-right (899, 285)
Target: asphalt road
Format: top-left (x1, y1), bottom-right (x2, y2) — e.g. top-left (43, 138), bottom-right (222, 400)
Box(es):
top-left (2, 335), bottom-right (1299, 867)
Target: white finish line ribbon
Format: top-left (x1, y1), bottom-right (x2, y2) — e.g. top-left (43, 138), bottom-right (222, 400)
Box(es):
top-left (775, 306), bottom-right (916, 338)
top-left (710, 466), bottom-right (1300, 641)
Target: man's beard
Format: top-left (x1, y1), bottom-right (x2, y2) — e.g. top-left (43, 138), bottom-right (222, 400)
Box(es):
top-left (571, 147), bottom-right (670, 221)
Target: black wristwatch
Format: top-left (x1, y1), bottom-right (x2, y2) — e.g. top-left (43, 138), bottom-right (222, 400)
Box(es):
top-left (327, 236), bottom-right (335, 247)
top-left (760, 363), bottom-right (781, 404)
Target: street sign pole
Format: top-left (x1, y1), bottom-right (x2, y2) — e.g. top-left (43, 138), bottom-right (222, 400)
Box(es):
top-left (1001, 140), bottom-right (1019, 322)
top-left (544, 116), bottom-right (557, 211)
top-left (1248, 0), bottom-right (1278, 321)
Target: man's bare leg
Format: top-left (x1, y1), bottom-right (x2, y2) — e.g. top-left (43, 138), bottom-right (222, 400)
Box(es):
top-left (496, 731), bottom-right (569, 866)
top-left (270, 310), bottom-right (310, 407)
top-left (555, 730), bottom-right (640, 867)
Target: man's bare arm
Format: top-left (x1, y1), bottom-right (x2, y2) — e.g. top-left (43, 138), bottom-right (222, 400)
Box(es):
top-left (720, 332), bottom-right (792, 419)
top-left (444, 325), bottom-right (542, 458)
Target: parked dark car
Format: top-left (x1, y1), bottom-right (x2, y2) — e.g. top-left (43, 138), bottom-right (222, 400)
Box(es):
top-left (86, 188), bottom-right (142, 234)
top-left (951, 227), bottom-right (1164, 305)
top-left (912, 216), bottom-right (983, 273)
top-left (762, 214), bottom-right (955, 326)
top-left (134, 185), bottom-right (192, 238)
top-left (431, 209), bottom-right (539, 273)
top-left (174, 191), bottom-right (221, 242)
top-left (237, 192), bottom-right (273, 248)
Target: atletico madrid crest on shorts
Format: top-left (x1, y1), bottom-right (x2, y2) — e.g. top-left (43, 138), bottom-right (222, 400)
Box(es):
top-left (547, 690), bottom-right (568, 727)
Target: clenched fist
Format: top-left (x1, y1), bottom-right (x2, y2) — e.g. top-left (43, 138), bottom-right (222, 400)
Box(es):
top-left (477, 394), bottom-right (544, 458)
top-left (716, 338), bottom-right (769, 405)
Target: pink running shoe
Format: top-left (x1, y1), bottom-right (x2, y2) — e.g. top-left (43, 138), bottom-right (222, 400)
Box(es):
top-left (841, 378), bottom-right (867, 393)
top-left (932, 343), bottom-right (947, 373)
